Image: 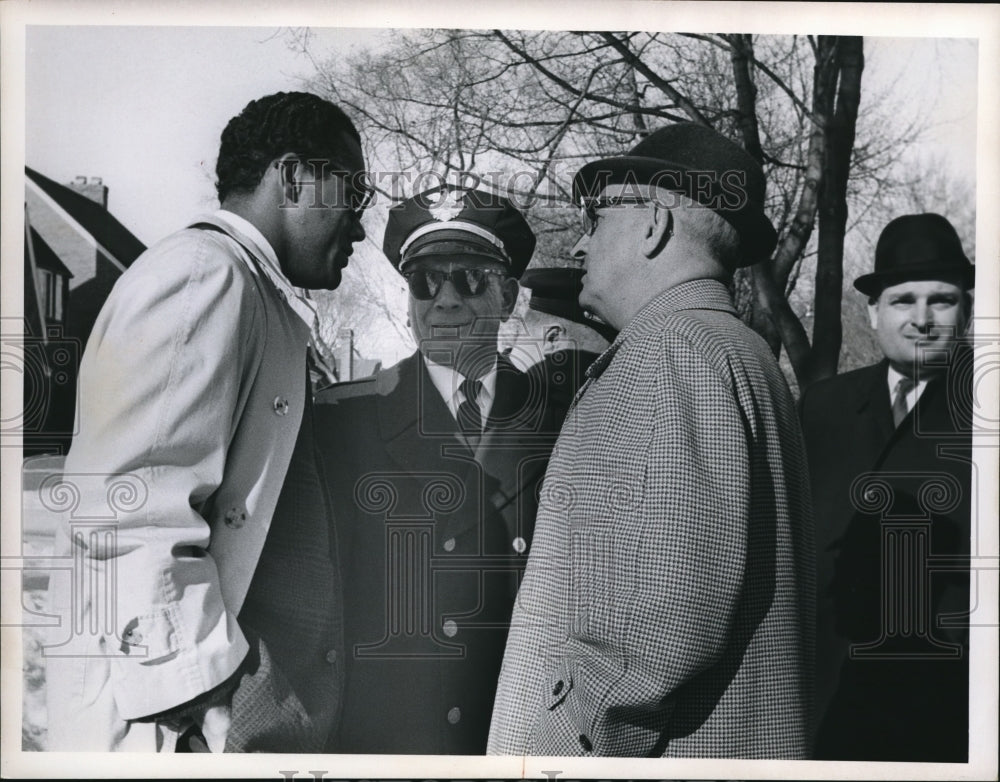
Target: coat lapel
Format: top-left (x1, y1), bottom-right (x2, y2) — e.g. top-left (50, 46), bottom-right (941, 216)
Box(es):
top-left (376, 352), bottom-right (472, 475)
top-left (848, 361), bottom-right (896, 472)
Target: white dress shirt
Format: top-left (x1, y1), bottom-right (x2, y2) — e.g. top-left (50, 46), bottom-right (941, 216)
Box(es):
top-left (424, 356), bottom-right (497, 430)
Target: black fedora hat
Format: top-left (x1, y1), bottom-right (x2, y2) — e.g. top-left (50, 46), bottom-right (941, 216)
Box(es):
top-left (572, 122), bottom-right (777, 266)
top-left (854, 213), bottom-right (975, 297)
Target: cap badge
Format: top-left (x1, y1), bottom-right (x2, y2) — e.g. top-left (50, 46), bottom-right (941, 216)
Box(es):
top-left (428, 189), bottom-right (466, 222)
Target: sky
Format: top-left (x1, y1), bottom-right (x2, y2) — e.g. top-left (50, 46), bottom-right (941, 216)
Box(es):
top-left (25, 25), bottom-right (386, 245)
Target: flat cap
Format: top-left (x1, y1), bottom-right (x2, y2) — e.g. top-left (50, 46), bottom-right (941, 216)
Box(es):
top-left (383, 185), bottom-right (535, 277)
top-left (572, 122), bottom-right (777, 265)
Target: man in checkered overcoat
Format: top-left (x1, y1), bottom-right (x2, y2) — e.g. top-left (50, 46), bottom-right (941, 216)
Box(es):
top-left (488, 123), bottom-right (816, 758)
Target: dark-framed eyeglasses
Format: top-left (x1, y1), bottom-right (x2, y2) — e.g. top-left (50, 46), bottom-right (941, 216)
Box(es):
top-left (402, 268), bottom-right (507, 300)
top-left (579, 195), bottom-right (658, 236)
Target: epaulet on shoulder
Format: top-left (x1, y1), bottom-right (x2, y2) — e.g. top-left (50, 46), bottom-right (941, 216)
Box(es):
top-left (314, 375), bottom-right (377, 404)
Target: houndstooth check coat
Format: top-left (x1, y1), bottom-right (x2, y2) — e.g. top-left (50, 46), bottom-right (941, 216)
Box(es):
top-left (487, 278), bottom-right (815, 758)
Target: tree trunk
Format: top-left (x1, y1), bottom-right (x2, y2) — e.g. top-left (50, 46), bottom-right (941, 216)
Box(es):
top-left (806, 36), bottom-right (864, 388)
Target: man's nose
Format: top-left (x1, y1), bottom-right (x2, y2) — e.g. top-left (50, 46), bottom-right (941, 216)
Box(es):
top-left (433, 278), bottom-right (463, 308)
top-left (570, 233), bottom-right (589, 263)
top-left (351, 217), bottom-right (367, 243)
top-left (912, 300), bottom-right (932, 329)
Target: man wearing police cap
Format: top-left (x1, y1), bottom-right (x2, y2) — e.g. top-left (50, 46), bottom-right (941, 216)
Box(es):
top-left (314, 185), bottom-right (561, 753)
top-left (489, 123), bottom-right (814, 758)
top-left (801, 212), bottom-right (974, 761)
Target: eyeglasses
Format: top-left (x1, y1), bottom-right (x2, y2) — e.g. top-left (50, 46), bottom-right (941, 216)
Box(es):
top-left (579, 195), bottom-right (658, 236)
top-left (403, 268), bottom-right (506, 300)
top-left (275, 160), bottom-right (375, 217)
top-left (336, 174), bottom-right (375, 218)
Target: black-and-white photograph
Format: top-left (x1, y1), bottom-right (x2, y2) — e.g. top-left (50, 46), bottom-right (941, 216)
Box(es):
top-left (1, 1), bottom-right (997, 779)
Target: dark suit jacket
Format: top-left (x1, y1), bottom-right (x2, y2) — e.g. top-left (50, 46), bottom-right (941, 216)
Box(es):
top-left (800, 355), bottom-right (972, 762)
top-left (314, 352), bottom-right (560, 754)
top-left (523, 348), bottom-right (602, 430)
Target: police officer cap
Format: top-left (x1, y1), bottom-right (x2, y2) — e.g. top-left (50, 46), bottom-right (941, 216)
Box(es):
top-left (383, 185), bottom-right (536, 277)
top-left (520, 266), bottom-right (618, 342)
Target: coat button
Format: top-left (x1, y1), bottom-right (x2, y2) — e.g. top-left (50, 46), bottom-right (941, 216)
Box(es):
top-left (442, 537), bottom-right (456, 552)
top-left (276, 289), bottom-right (287, 302)
top-left (578, 734), bottom-right (593, 752)
top-left (442, 620), bottom-right (458, 638)
top-left (447, 707), bottom-right (461, 724)
top-left (273, 396), bottom-right (289, 416)
top-left (512, 536), bottom-right (527, 554)
top-left (122, 628), bottom-right (143, 645)
top-left (325, 649), bottom-right (338, 664)
top-left (552, 680), bottom-right (564, 696)
top-left (224, 506), bottom-right (246, 529)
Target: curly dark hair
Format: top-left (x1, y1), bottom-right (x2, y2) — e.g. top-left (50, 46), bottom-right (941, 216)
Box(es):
top-left (215, 91), bottom-right (362, 203)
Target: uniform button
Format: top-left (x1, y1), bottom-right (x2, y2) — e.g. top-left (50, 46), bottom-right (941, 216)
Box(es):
top-left (552, 680), bottom-right (564, 696)
top-left (447, 707), bottom-right (461, 724)
top-left (273, 396), bottom-right (289, 416)
top-left (224, 506), bottom-right (247, 529)
top-left (578, 734), bottom-right (593, 752)
top-left (442, 537), bottom-right (456, 552)
top-left (442, 620), bottom-right (458, 638)
top-left (512, 536), bottom-right (527, 554)
top-left (325, 649), bottom-right (338, 664)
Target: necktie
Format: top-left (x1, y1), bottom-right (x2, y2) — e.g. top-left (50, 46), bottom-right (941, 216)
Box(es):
top-left (892, 376), bottom-right (915, 428)
top-left (457, 377), bottom-right (483, 434)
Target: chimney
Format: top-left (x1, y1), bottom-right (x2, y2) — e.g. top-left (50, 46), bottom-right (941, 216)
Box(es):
top-left (68, 176), bottom-right (108, 208)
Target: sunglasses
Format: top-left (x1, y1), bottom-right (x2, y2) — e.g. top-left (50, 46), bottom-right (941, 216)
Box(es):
top-left (579, 195), bottom-right (659, 236)
top-left (403, 268), bottom-right (506, 300)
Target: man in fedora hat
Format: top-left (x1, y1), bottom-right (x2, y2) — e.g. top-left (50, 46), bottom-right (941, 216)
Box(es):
top-left (800, 212), bottom-right (974, 761)
top-left (313, 185), bottom-right (562, 754)
top-left (488, 123), bottom-right (815, 758)
top-left (507, 266), bottom-right (617, 425)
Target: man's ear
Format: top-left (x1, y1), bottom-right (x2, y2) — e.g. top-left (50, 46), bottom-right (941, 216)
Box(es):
top-left (273, 153), bottom-right (303, 205)
top-left (543, 324), bottom-right (566, 353)
top-left (642, 205), bottom-right (673, 259)
top-left (867, 298), bottom-right (880, 330)
top-left (500, 277), bottom-right (520, 318)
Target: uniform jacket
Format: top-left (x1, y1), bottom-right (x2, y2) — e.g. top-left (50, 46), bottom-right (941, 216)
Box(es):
top-left (488, 279), bottom-right (816, 759)
top-left (314, 351), bottom-right (560, 754)
top-left (800, 357), bottom-right (972, 762)
top-left (44, 214), bottom-right (330, 751)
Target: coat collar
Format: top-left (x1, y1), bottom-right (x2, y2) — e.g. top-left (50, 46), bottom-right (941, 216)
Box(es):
top-left (585, 278), bottom-right (737, 382)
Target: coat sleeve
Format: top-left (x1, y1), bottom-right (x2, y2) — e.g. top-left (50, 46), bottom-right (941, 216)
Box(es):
top-left (532, 333), bottom-right (751, 756)
top-left (58, 231), bottom-right (259, 720)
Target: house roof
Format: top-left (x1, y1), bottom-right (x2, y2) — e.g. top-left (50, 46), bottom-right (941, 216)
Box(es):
top-left (25, 166), bottom-right (146, 267)
top-left (28, 227), bottom-right (74, 277)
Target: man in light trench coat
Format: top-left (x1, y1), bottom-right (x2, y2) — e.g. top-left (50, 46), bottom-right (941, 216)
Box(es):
top-left (44, 91), bottom-right (370, 752)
